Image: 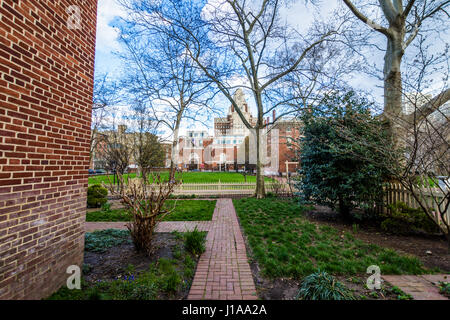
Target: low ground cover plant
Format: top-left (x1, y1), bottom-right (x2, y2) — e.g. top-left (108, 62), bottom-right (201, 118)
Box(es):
top-left (184, 227), bottom-right (207, 256)
top-left (438, 281), bottom-right (450, 298)
top-left (390, 286), bottom-right (413, 300)
top-left (233, 198), bottom-right (429, 278)
top-left (84, 229), bottom-right (131, 253)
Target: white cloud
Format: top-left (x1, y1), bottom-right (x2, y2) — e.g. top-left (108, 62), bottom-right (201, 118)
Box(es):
top-left (96, 0), bottom-right (127, 52)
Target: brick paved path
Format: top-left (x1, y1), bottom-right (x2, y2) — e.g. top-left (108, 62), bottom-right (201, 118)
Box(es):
top-left (382, 274), bottom-right (449, 300)
top-left (187, 199), bottom-right (257, 300)
top-left (84, 221), bottom-right (211, 233)
top-left (84, 198), bottom-right (257, 300)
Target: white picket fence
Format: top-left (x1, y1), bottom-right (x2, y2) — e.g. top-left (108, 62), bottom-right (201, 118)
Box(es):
top-left (376, 182), bottom-right (449, 226)
top-left (172, 181), bottom-right (292, 196)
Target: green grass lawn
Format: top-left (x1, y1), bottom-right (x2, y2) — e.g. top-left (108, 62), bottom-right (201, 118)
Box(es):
top-left (88, 171), bottom-right (272, 185)
top-left (233, 197), bottom-right (431, 279)
top-left (86, 200), bottom-right (216, 222)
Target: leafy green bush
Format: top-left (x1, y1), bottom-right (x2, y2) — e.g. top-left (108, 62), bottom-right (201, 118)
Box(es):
top-left (381, 202), bottom-right (440, 235)
top-left (87, 185), bottom-right (108, 208)
top-left (84, 229), bottom-right (131, 253)
top-left (184, 227), bottom-right (206, 255)
top-left (296, 91), bottom-right (398, 221)
top-left (296, 270), bottom-right (355, 300)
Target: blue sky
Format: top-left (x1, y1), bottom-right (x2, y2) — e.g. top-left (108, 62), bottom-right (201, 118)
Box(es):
top-left (94, 0), bottom-right (126, 79)
top-left (92, 0), bottom-right (405, 134)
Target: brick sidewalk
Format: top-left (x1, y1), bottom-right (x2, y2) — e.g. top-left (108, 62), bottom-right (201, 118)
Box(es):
top-left (84, 221), bottom-right (211, 233)
top-left (382, 274), bottom-right (449, 300)
top-left (187, 199), bottom-right (257, 300)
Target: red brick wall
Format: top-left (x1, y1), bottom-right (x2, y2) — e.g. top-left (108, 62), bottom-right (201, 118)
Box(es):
top-left (277, 125), bottom-right (301, 173)
top-left (0, 0), bottom-right (97, 299)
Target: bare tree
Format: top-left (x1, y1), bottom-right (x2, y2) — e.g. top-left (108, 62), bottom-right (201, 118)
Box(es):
top-left (342, 0), bottom-right (450, 144)
top-left (106, 172), bottom-right (180, 255)
top-left (91, 74), bottom-right (120, 166)
top-left (100, 122), bottom-right (132, 188)
top-left (117, 1), bottom-right (217, 180)
top-left (128, 101), bottom-right (166, 177)
top-left (132, 0), bottom-right (344, 197)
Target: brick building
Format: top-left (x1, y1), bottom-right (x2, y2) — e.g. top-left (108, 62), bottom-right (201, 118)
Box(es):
top-left (174, 89), bottom-right (302, 174)
top-left (0, 0), bottom-right (97, 299)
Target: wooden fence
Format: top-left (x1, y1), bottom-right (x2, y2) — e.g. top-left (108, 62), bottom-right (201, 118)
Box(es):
top-left (375, 182), bottom-right (449, 226)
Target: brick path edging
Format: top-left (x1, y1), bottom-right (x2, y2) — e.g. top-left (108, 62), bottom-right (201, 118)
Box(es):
top-left (187, 199), bottom-right (257, 300)
top-left (84, 221), bottom-right (211, 233)
top-left (382, 274), bottom-right (449, 300)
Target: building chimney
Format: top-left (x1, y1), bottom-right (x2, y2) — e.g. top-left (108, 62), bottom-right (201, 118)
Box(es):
top-left (273, 110), bottom-right (276, 122)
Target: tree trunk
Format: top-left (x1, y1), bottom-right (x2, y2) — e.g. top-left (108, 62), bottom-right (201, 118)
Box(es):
top-left (254, 127), bottom-right (265, 198)
top-left (170, 115), bottom-right (182, 181)
top-left (383, 28), bottom-right (405, 150)
top-left (338, 196), bottom-right (351, 222)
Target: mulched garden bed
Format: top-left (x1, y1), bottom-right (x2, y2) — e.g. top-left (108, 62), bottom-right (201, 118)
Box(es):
top-left (84, 233), bottom-right (184, 282)
top-left (48, 231), bottom-right (200, 300)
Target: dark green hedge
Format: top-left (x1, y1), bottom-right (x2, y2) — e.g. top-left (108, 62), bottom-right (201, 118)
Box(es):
top-left (87, 185), bottom-right (108, 208)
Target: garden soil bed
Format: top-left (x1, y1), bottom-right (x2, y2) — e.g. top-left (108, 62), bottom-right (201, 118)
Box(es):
top-left (83, 233), bottom-right (197, 300)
